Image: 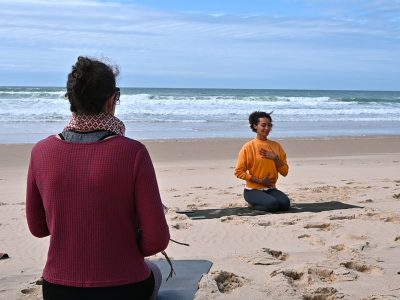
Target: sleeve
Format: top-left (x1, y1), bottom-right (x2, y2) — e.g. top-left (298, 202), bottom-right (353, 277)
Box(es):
top-left (26, 154), bottom-right (50, 238)
top-left (234, 145), bottom-right (252, 182)
top-left (134, 147), bottom-right (170, 257)
top-left (277, 144), bottom-right (289, 176)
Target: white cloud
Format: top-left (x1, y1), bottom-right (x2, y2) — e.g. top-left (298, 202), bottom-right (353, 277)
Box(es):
top-left (0, 0), bottom-right (399, 89)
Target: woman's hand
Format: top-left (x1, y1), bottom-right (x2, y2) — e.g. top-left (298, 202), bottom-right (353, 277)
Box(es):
top-left (259, 148), bottom-right (283, 168)
top-left (259, 148), bottom-right (278, 160)
top-left (251, 174), bottom-right (274, 188)
top-left (259, 177), bottom-right (274, 188)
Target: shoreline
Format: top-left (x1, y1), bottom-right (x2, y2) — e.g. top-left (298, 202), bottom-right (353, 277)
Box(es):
top-left (142, 135), bottom-right (400, 160)
top-left (1, 119), bottom-right (400, 145)
top-left (1, 135), bottom-right (399, 162)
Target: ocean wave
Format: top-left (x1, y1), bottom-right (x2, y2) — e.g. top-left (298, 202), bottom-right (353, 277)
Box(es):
top-left (1, 87), bottom-right (399, 126)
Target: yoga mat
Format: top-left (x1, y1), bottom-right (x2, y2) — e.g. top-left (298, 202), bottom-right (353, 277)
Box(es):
top-left (177, 202), bottom-right (362, 220)
top-left (153, 259), bottom-right (213, 300)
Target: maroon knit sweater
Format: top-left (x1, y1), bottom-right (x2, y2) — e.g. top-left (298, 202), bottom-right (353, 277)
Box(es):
top-left (26, 136), bottom-right (170, 287)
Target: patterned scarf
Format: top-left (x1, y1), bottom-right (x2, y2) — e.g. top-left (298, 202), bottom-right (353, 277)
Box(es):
top-left (64, 112), bottom-right (125, 136)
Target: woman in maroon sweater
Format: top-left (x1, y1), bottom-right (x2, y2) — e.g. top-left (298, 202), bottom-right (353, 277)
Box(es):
top-left (26, 56), bottom-right (170, 300)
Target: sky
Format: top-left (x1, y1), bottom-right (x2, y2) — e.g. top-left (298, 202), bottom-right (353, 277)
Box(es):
top-left (0, 0), bottom-right (399, 90)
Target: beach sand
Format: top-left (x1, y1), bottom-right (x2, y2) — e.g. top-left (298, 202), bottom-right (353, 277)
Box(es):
top-left (1, 136), bottom-right (400, 299)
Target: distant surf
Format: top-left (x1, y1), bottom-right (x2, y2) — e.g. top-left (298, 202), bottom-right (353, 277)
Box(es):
top-left (1, 87), bottom-right (399, 143)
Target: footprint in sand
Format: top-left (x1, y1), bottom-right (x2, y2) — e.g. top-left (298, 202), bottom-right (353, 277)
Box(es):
top-left (304, 222), bottom-right (332, 231)
top-left (171, 222), bottom-right (191, 230)
top-left (220, 216), bottom-right (235, 223)
top-left (358, 198), bottom-right (373, 203)
top-left (297, 234), bottom-right (325, 246)
top-left (221, 203), bottom-right (245, 209)
top-left (204, 186), bottom-right (216, 190)
top-left (281, 269), bottom-right (303, 281)
top-left (330, 244), bottom-right (348, 252)
top-left (169, 214), bottom-right (188, 221)
top-left (186, 203), bottom-right (208, 209)
top-left (381, 215), bottom-right (400, 224)
top-left (302, 287), bottom-right (342, 300)
top-left (272, 265), bottom-right (357, 287)
top-left (240, 248), bottom-right (287, 266)
top-left (298, 234), bottom-right (311, 239)
top-left (340, 261), bottom-right (383, 275)
top-left (393, 194), bottom-right (400, 199)
top-left (262, 248), bottom-right (288, 261)
top-left (280, 218), bottom-right (299, 225)
top-left (329, 214), bottom-right (355, 220)
top-left (220, 216), bottom-right (249, 225)
top-left (358, 211), bottom-right (378, 219)
top-left (307, 267), bottom-right (336, 283)
top-left (191, 186), bottom-right (217, 191)
top-left (20, 288), bottom-right (36, 294)
top-left (359, 241), bottom-right (378, 251)
top-left (265, 271), bottom-right (298, 297)
top-left (333, 266), bottom-right (358, 282)
top-left (211, 270), bottom-right (247, 293)
top-left (270, 268), bottom-right (304, 285)
top-left (255, 220), bottom-right (273, 227)
top-left (241, 255), bottom-right (282, 266)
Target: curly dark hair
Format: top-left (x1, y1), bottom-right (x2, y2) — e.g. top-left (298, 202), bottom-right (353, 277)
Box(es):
top-left (65, 56), bottom-right (120, 114)
top-left (248, 111), bottom-right (272, 132)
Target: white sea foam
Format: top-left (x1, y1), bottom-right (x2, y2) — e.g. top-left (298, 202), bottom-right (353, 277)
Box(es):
top-left (1, 87), bottom-right (399, 143)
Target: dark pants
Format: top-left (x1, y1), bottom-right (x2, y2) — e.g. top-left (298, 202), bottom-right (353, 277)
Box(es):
top-left (244, 188), bottom-right (290, 212)
top-left (42, 272), bottom-right (154, 300)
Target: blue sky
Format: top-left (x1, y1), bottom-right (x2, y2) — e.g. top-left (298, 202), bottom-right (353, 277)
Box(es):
top-left (0, 0), bottom-right (399, 90)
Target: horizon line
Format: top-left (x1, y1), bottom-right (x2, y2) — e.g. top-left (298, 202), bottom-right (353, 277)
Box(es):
top-left (1, 86), bottom-right (399, 93)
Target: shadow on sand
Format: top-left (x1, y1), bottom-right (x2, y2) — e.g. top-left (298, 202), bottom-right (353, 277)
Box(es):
top-left (177, 201), bottom-right (362, 220)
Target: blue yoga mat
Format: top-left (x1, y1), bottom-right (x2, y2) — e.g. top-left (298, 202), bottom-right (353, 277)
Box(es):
top-left (153, 259), bottom-right (213, 300)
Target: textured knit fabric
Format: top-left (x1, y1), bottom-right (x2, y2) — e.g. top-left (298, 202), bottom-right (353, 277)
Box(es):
top-left (234, 138), bottom-right (288, 189)
top-left (64, 112), bottom-right (125, 136)
top-left (26, 135), bottom-right (170, 287)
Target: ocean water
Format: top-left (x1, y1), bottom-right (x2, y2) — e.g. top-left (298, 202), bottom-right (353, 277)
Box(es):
top-left (1, 87), bottom-right (400, 143)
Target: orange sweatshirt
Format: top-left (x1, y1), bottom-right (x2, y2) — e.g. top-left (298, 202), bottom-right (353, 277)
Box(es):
top-left (234, 138), bottom-right (288, 189)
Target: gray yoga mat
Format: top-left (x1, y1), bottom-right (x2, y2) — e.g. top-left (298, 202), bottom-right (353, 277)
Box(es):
top-left (153, 259), bottom-right (213, 300)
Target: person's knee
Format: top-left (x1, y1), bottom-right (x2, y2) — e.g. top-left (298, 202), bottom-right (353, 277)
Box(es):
top-left (263, 199), bottom-right (280, 212)
top-left (146, 261), bottom-right (162, 283)
top-left (244, 190), bottom-right (285, 212)
top-left (243, 191), bottom-right (264, 207)
top-left (269, 190), bottom-right (290, 211)
top-left (281, 198), bottom-right (291, 211)
top-left (145, 260), bottom-right (162, 300)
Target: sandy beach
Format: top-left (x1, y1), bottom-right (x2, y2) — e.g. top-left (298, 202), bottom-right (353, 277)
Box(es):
top-left (1, 136), bottom-right (400, 299)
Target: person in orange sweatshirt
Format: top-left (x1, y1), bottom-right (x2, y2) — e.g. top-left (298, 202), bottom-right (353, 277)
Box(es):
top-left (234, 111), bottom-right (290, 212)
